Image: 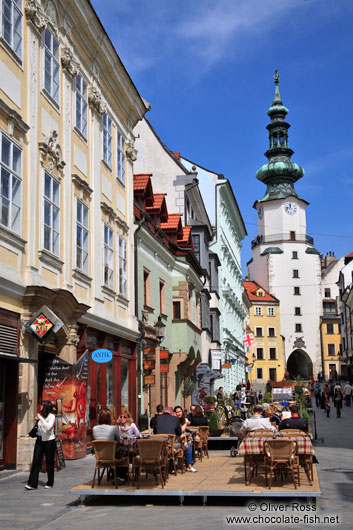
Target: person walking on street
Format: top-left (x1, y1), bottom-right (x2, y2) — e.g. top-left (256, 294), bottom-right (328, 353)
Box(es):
top-left (314, 382), bottom-right (322, 408)
top-left (26, 401), bottom-right (56, 490)
top-left (334, 388), bottom-right (343, 418)
top-left (343, 382), bottom-right (352, 407)
top-left (322, 388), bottom-right (330, 417)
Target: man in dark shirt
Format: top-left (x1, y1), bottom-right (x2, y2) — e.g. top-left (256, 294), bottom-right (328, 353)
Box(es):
top-left (279, 404), bottom-right (308, 433)
top-left (153, 406), bottom-right (181, 436)
top-left (150, 403), bottom-right (164, 431)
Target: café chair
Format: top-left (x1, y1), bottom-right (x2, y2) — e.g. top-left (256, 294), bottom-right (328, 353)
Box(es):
top-left (194, 426), bottom-right (209, 461)
top-left (133, 439), bottom-right (166, 489)
top-left (91, 440), bottom-right (129, 489)
top-left (263, 438), bottom-right (300, 490)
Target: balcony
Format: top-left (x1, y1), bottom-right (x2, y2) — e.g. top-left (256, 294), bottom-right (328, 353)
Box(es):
top-left (251, 233), bottom-right (314, 249)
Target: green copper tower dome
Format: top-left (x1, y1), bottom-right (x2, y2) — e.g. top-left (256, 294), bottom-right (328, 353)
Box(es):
top-left (256, 70), bottom-right (304, 202)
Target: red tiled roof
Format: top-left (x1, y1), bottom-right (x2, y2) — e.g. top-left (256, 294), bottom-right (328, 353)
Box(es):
top-left (173, 152), bottom-right (180, 159)
top-left (243, 281), bottom-right (278, 303)
top-left (177, 226), bottom-right (192, 245)
top-left (161, 213), bottom-right (182, 231)
top-left (346, 251), bottom-right (353, 258)
top-left (146, 193), bottom-right (167, 212)
top-left (134, 174), bottom-right (152, 192)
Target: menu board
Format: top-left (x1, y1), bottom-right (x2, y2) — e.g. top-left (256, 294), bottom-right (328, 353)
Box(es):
top-left (272, 386), bottom-right (293, 402)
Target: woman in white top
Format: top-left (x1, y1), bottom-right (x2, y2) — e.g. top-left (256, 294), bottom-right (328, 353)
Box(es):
top-left (116, 410), bottom-right (140, 439)
top-left (26, 401), bottom-right (56, 490)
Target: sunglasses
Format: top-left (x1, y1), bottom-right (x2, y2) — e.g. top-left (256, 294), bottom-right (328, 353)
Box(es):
top-left (119, 415), bottom-right (128, 419)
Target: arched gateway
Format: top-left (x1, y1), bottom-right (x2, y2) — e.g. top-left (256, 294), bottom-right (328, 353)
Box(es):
top-left (287, 349), bottom-right (313, 379)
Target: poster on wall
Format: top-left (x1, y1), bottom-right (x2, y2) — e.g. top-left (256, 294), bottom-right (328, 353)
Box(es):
top-left (42, 351), bottom-right (89, 460)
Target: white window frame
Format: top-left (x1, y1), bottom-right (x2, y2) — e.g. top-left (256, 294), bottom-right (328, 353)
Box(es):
top-left (267, 307), bottom-right (275, 316)
top-left (268, 327), bottom-right (276, 337)
top-left (43, 171), bottom-right (60, 255)
top-left (255, 327), bottom-right (263, 337)
top-left (103, 223), bottom-right (114, 289)
top-left (255, 306), bottom-right (262, 316)
top-left (0, 132), bottom-right (22, 234)
top-left (102, 114), bottom-right (112, 168)
top-left (75, 74), bottom-right (88, 139)
top-left (118, 234), bottom-right (127, 297)
top-left (75, 197), bottom-right (89, 273)
top-left (117, 129), bottom-right (125, 185)
top-left (43, 26), bottom-right (60, 105)
top-left (1, 0), bottom-right (22, 59)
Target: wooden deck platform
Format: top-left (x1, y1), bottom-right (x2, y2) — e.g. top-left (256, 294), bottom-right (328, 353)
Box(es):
top-left (69, 453), bottom-right (321, 504)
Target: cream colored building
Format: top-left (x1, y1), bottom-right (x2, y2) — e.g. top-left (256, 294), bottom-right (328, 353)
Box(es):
top-left (0, 0), bottom-right (147, 469)
top-left (243, 281), bottom-right (285, 384)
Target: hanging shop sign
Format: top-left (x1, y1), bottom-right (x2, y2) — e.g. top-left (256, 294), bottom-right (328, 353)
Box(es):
top-left (92, 349), bottom-right (113, 363)
top-left (28, 312), bottom-right (55, 343)
top-left (144, 375), bottom-right (155, 385)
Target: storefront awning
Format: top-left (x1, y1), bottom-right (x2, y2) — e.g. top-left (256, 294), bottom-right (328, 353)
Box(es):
top-left (0, 352), bottom-right (38, 363)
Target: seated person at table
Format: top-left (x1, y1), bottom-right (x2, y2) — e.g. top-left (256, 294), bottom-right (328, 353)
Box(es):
top-left (263, 405), bottom-right (281, 427)
top-left (189, 405), bottom-right (208, 426)
top-left (279, 404), bottom-right (308, 433)
top-left (150, 403), bottom-right (164, 431)
top-left (153, 406), bottom-right (182, 436)
top-left (116, 410), bottom-right (141, 438)
top-left (240, 405), bottom-right (277, 436)
top-left (174, 406), bottom-right (197, 472)
top-left (186, 404), bottom-right (196, 423)
top-left (93, 409), bottom-right (120, 441)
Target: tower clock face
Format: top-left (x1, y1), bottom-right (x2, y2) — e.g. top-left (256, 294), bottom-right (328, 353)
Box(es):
top-left (258, 207), bottom-right (263, 219)
top-left (284, 201), bottom-right (297, 215)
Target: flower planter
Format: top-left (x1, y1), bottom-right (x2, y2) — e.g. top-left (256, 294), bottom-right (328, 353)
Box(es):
top-left (209, 429), bottom-right (224, 437)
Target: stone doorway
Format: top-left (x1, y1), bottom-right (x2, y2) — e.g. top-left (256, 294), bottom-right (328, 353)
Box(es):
top-left (287, 349), bottom-right (313, 379)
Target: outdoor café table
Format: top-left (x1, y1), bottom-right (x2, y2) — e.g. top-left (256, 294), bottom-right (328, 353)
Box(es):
top-left (237, 433), bottom-right (317, 482)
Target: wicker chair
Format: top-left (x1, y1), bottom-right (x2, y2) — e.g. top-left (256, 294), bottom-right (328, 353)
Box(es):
top-left (279, 431), bottom-right (313, 485)
top-left (194, 426), bottom-right (209, 461)
top-left (91, 440), bottom-right (129, 489)
top-left (133, 439), bottom-right (166, 489)
top-left (263, 438), bottom-right (300, 489)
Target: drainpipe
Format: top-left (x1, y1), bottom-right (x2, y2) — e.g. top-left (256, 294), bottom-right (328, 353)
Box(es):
top-left (134, 212), bottom-right (146, 423)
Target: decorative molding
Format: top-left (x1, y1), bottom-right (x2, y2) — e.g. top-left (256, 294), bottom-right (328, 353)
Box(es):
top-left (25, 0), bottom-right (49, 33)
top-left (39, 130), bottom-right (65, 175)
top-left (125, 139), bottom-right (137, 162)
top-left (72, 268), bottom-right (92, 286)
top-left (0, 225), bottom-right (27, 251)
top-left (293, 336), bottom-right (306, 349)
top-left (38, 249), bottom-right (64, 272)
top-left (88, 80), bottom-right (107, 115)
top-left (0, 99), bottom-right (30, 134)
top-left (115, 215), bottom-right (129, 233)
top-left (72, 174), bottom-right (93, 196)
top-left (116, 293), bottom-right (129, 307)
top-left (101, 200), bottom-right (117, 222)
top-left (101, 285), bottom-right (116, 299)
top-left (61, 46), bottom-right (79, 78)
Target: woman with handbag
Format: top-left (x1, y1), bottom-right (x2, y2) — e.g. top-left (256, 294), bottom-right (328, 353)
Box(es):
top-left (26, 401), bottom-right (56, 490)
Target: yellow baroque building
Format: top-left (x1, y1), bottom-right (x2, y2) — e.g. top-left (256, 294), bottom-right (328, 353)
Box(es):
top-left (243, 281), bottom-right (285, 384)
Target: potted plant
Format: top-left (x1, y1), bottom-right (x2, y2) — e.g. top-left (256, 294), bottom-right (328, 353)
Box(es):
top-left (208, 411), bottom-right (224, 437)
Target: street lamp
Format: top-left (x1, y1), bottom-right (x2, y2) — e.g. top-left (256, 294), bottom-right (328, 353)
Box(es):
top-left (154, 315), bottom-right (165, 343)
top-left (152, 315), bottom-right (166, 413)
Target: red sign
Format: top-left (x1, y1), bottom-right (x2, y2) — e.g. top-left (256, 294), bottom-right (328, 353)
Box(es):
top-left (29, 313), bottom-right (54, 342)
top-left (243, 333), bottom-right (254, 347)
top-left (144, 375), bottom-right (155, 385)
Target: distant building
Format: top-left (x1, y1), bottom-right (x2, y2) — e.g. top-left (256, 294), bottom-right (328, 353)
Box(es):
top-left (243, 281), bottom-right (285, 384)
top-left (338, 251), bottom-right (353, 382)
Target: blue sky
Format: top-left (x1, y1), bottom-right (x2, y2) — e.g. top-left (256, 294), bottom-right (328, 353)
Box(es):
top-left (91, 0), bottom-right (353, 270)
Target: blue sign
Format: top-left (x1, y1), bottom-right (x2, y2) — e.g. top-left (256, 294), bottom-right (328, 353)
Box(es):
top-left (92, 349), bottom-right (112, 363)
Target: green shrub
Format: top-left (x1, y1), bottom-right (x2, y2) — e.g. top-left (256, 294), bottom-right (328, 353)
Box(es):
top-left (208, 411), bottom-right (218, 431)
top-left (204, 396), bottom-right (216, 404)
top-left (263, 392), bottom-right (272, 403)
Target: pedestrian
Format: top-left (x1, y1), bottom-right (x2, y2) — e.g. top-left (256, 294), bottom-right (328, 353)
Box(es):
top-left (343, 382), bottom-right (352, 407)
top-left (26, 401), bottom-right (56, 490)
top-left (258, 391), bottom-right (263, 402)
top-left (334, 388), bottom-right (343, 418)
top-left (314, 382), bottom-right (321, 408)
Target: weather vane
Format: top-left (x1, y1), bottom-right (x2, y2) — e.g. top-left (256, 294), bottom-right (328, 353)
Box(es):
top-left (273, 69), bottom-right (280, 85)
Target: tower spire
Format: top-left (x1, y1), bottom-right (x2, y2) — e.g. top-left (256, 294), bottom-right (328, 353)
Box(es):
top-left (255, 71), bottom-right (304, 202)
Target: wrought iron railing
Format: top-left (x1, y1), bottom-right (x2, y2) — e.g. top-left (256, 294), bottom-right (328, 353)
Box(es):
top-left (251, 233), bottom-right (314, 248)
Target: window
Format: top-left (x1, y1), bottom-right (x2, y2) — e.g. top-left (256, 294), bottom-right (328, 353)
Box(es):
top-left (43, 171), bottom-right (59, 255)
top-left (103, 224), bottom-right (113, 288)
top-left (269, 348), bottom-right (276, 360)
top-left (2, 0), bottom-right (22, 58)
top-left (327, 344), bottom-right (335, 356)
top-left (0, 133), bottom-right (21, 233)
top-left (75, 74), bottom-right (87, 138)
top-left (102, 113), bottom-right (112, 168)
top-left (294, 307), bottom-right (301, 316)
top-left (159, 280), bottom-right (166, 315)
top-left (323, 301), bottom-right (336, 314)
top-left (292, 251), bottom-right (298, 259)
top-left (117, 129), bottom-right (125, 185)
top-left (75, 198), bottom-right (88, 272)
top-left (256, 368), bottom-right (263, 379)
top-left (295, 323), bottom-right (302, 332)
top-left (255, 306), bottom-right (262, 316)
top-left (118, 235), bottom-right (127, 297)
top-left (43, 27), bottom-right (59, 104)
top-left (294, 286), bottom-right (300, 295)
top-left (193, 234), bottom-right (200, 262)
top-left (324, 288), bottom-right (331, 298)
top-left (256, 348), bottom-right (263, 360)
top-left (267, 307), bottom-right (275, 316)
top-left (293, 269), bottom-right (299, 278)
top-left (173, 301), bottom-right (181, 320)
top-left (255, 327), bottom-right (263, 337)
top-left (326, 323), bottom-right (334, 334)
top-left (268, 327), bottom-right (275, 337)
top-left (143, 269), bottom-right (151, 307)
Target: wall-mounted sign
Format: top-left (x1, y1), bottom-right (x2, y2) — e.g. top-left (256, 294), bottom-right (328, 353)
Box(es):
top-left (28, 313), bottom-right (54, 343)
top-left (92, 349), bottom-right (113, 363)
top-left (144, 375), bottom-right (155, 385)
